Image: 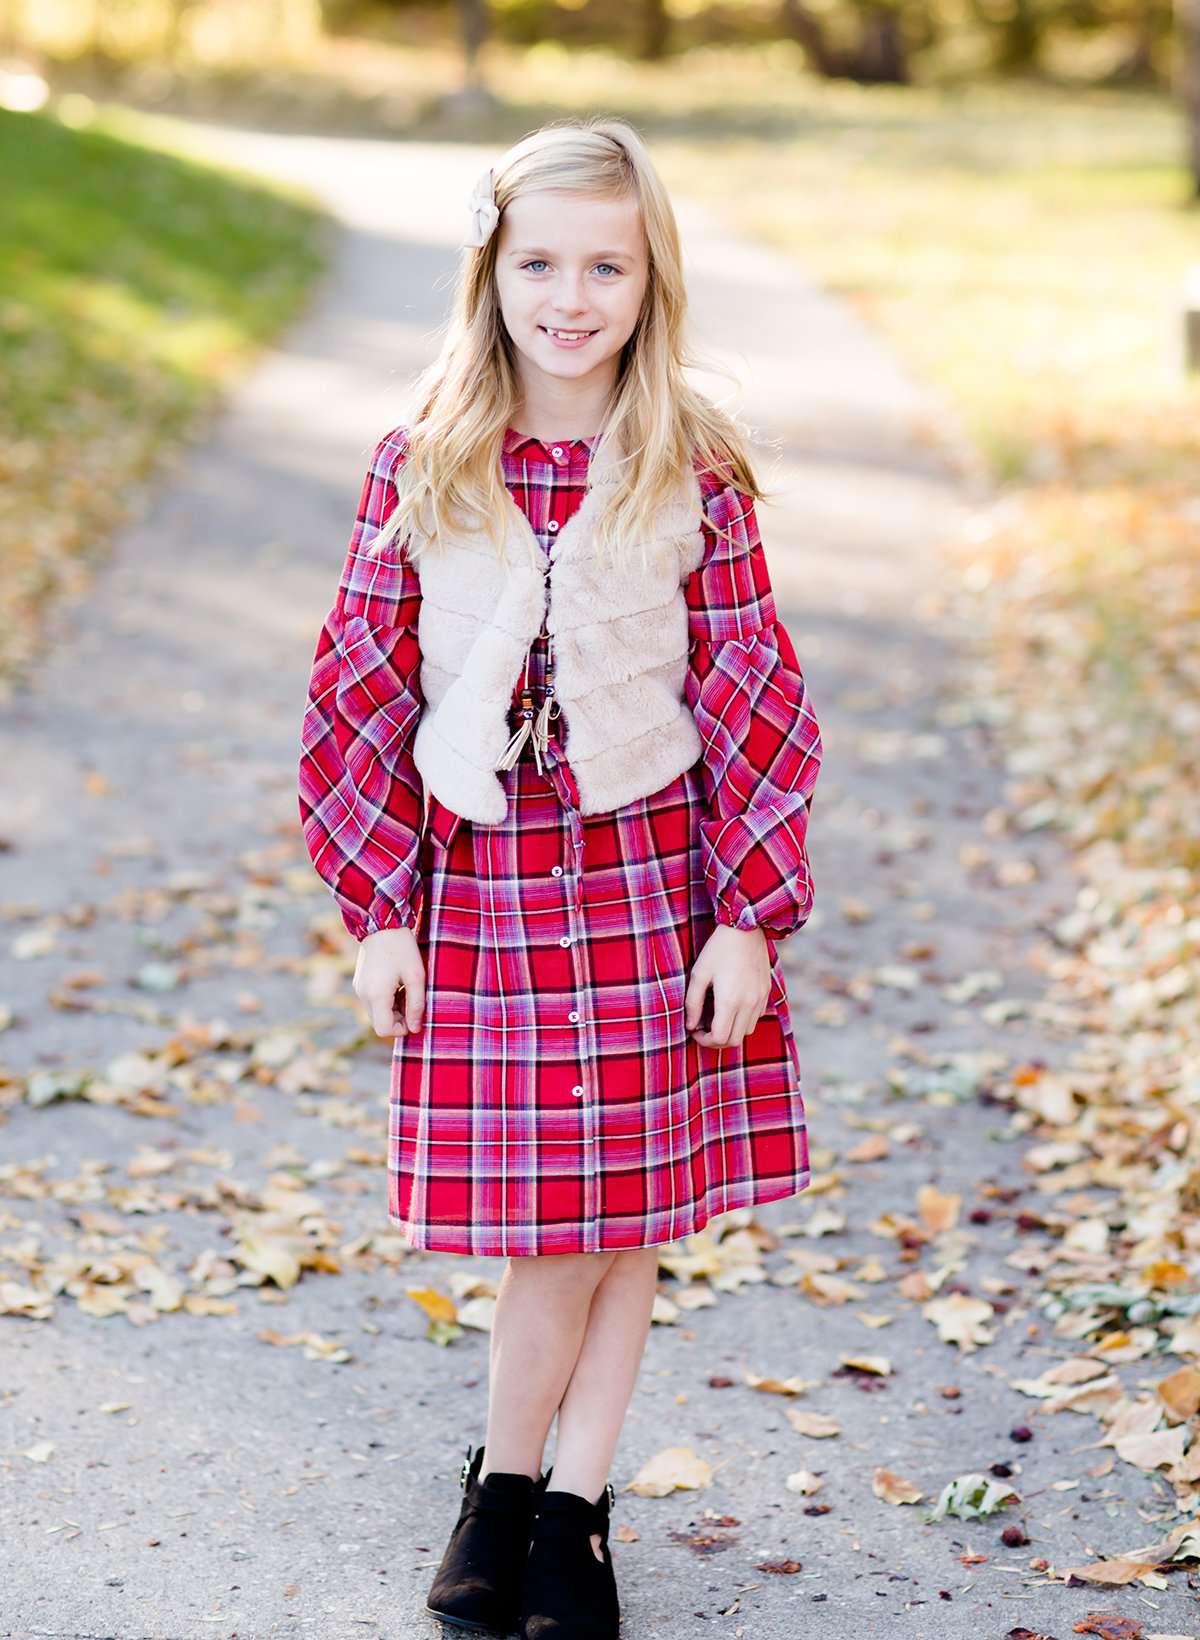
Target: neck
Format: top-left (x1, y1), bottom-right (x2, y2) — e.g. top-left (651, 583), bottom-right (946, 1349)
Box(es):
top-left (514, 377), bottom-right (615, 445)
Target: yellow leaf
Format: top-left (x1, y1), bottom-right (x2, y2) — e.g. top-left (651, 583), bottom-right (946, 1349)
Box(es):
top-left (1142, 1261), bottom-right (1191, 1288)
top-left (184, 1294), bottom-right (238, 1316)
top-left (1056, 1558), bottom-right (1158, 1586)
top-left (626, 1446), bottom-right (713, 1497)
top-left (799, 1272), bottom-right (862, 1306)
top-left (846, 1134), bottom-right (889, 1163)
top-left (405, 1286), bottom-right (458, 1324)
top-left (923, 1293), bottom-right (995, 1353)
top-left (786, 1409), bottom-right (841, 1439)
top-left (872, 1467), bottom-right (923, 1505)
top-left (743, 1370), bottom-right (817, 1396)
top-left (916, 1185), bottom-right (960, 1234)
top-left (1112, 1427), bottom-right (1187, 1471)
top-left (1156, 1366), bottom-right (1200, 1421)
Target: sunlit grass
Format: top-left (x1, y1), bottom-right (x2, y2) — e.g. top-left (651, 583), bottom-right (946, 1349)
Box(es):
top-left (0, 104), bottom-right (329, 688)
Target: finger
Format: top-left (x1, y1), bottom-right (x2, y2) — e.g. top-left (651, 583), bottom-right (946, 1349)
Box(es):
top-left (402, 977), bottom-right (425, 1033)
top-left (370, 994), bottom-right (403, 1038)
top-left (684, 974), bottom-right (709, 1032)
top-left (709, 993), bottom-right (737, 1045)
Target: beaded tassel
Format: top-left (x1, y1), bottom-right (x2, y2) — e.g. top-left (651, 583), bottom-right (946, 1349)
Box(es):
top-left (495, 578), bottom-right (558, 775)
top-left (530, 633), bottom-right (558, 770)
top-left (495, 682), bottom-right (536, 770)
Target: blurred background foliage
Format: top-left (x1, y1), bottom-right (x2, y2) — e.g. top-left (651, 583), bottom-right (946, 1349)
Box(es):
top-left (0, 0), bottom-right (1181, 86)
top-left (0, 0), bottom-right (1195, 689)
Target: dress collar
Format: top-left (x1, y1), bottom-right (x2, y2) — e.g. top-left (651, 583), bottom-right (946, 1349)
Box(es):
top-left (502, 426), bottom-right (598, 463)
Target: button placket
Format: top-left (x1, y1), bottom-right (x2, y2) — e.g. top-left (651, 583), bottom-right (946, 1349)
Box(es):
top-left (553, 794), bottom-right (598, 1247)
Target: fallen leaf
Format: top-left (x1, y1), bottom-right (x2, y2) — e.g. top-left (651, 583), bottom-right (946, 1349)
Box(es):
top-left (873, 1467), bottom-right (924, 1505)
top-left (786, 1409), bottom-right (841, 1439)
top-left (626, 1447), bottom-right (713, 1497)
top-left (924, 1293), bottom-right (996, 1352)
top-left (1071, 1616), bottom-right (1144, 1639)
top-left (1058, 1559), bottom-right (1158, 1586)
top-left (917, 1184), bottom-right (961, 1234)
top-left (1156, 1366), bottom-right (1200, 1421)
top-left (743, 1370), bottom-right (817, 1397)
top-left (840, 1354), bottom-right (892, 1376)
top-left (1112, 1427), bottom-right (1187, 1471)
top-left (846, 1134), bottom-right (890, 1163)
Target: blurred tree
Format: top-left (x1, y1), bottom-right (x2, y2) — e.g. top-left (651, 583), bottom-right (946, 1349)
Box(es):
top-left (640, 0), bottom-right (670, 61)
top-left (780, 0), bottom-right (910, 81)
top-left (1182, 0), bottom-right (1200, 192)
top-left (459, 0), bottom-right (489, 84)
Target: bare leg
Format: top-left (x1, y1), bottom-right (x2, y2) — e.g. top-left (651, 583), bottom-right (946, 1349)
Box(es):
top-left (549, 1246), bottom-right (659, 1561)
top-left (482, 1249), bottom-right (618, 1481)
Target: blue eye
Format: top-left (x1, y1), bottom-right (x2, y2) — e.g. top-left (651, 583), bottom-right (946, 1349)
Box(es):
top-left (520, 260), bottom-right (621, 276)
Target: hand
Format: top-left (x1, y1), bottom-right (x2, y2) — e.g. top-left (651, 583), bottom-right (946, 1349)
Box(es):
top-left (353, 926), bottom-right (426, 1038)
top-left (685, 924), bottom-right (772, 1050)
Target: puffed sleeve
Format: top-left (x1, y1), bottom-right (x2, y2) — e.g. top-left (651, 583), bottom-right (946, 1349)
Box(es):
top-left (684, 476), bottom-right (822, 943)
top-left (297, 426), bottom-right (426, 941)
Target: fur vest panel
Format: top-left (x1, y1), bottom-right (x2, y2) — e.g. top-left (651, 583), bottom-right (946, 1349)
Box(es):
top-left (409, 433), bottom-right (707, 825)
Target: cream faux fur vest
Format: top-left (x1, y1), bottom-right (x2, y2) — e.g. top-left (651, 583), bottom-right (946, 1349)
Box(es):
top-left (409, 433), bottom-right (707, 825)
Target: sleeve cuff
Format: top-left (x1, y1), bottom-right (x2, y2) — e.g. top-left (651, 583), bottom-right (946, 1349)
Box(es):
top-left (344, 900), bottom-right (419, 942)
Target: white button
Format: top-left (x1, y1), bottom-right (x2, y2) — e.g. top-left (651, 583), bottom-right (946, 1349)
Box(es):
top-left (559, 935), bottom-right (571, 947)
top-left (568, 1010), bottom-right (580, 1022)
top-left (547, 519), bottom-right (559, 532)
top-left (571, 1084), bottom-right (584, 1098)
top-left (551, 445), bottom-right (564, 458)
top-left (551, 864), bottom-right (563, 877)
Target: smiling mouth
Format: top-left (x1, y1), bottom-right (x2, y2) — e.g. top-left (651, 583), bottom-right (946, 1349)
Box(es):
top-left (539, 326), bottom-right (599, 339)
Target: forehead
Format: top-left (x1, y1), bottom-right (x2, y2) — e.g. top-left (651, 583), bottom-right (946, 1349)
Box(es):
top-left (500, 189), bottom-right (644, 256)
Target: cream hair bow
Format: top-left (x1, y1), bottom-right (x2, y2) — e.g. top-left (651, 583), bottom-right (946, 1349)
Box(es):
top-left (464, 166), bottom-right (500, 248)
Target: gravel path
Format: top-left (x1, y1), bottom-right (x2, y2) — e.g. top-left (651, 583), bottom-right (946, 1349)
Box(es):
top-left (2, 124), bottom-right (1189, 1640)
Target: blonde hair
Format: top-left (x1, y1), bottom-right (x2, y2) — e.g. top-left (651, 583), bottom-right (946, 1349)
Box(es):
top-left (366, 115), bottom-right (779, 574)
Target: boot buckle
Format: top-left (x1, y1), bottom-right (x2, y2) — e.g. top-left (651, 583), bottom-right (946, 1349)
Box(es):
top-left (459, 1449), bottom-right (473, 1491)
top-left (605, 1480), bottom-right (615, 1509)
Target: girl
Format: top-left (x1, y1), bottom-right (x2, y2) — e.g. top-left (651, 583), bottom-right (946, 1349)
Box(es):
top-left (298, 117), bottom-right (822, 1640)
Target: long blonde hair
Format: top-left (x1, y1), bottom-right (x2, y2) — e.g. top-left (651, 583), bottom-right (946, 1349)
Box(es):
top-left (366, 115), bottom-right (778, 574)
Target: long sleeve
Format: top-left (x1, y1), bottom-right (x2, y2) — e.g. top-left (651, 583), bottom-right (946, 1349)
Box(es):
top-left (684, 478), bottom-right (822, 943)
top-left (297, 427), bottom-right (426, 941)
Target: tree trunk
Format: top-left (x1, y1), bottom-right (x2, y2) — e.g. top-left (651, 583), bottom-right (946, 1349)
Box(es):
top-left (459, 0), bottom-right (488, 88)
top-left (994, 0), bottom-right (1040, 72)
top-left (779, 0), bottom-right (840, 77)
top-left (852, 6), bottom-right (909, 82)
top-left (1180, 0), bottom-right (1200, 194)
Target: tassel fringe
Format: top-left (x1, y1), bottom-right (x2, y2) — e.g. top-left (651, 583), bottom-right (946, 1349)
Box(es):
top-left (495, 714), bottom-right (533, 770)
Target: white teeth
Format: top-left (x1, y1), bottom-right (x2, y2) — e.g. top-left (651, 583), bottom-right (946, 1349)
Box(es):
top-left (545, 328), bottom-right (592, 339)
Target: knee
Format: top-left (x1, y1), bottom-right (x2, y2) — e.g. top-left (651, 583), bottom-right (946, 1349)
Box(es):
top-left (505, 1249), bottom-right (618, 1285)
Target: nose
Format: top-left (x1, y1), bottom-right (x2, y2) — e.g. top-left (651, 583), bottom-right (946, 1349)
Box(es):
top-left (550, 274), bottom-right (590, 316)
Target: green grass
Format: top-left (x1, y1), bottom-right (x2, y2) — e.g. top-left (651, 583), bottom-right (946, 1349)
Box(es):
top-left (0, 103), bottom-right (330, 688)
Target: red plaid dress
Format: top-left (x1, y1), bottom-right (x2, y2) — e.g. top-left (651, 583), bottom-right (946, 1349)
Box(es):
top-left (299, 425), bottom-right (823, 1255)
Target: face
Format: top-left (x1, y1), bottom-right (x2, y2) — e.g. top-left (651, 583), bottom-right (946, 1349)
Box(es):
top-left (494, 190), bottom-right (649, 396)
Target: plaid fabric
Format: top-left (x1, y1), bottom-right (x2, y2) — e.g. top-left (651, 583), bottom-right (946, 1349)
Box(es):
top-left (298, 425), bottom-right (823, 1254)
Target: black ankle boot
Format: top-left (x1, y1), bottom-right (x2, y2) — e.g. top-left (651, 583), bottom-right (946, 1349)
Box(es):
top-left (426, 1444), bottom-right (547, 1636)
top-left (519, 1482), bottom-right (620, 1640)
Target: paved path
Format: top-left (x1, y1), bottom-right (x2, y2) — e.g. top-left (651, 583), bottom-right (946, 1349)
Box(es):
top-left (2, 124), bottom-right (1187, 1639)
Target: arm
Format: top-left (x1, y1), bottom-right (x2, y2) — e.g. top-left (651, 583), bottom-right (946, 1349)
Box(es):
top-left (297, 427), bottom-right (426, 943)
top-left (684, 478), bottom-right (823, 948)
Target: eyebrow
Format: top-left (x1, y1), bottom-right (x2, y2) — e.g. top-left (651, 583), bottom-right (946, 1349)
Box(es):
top-left (508, 247), bottom-right (634, 259)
